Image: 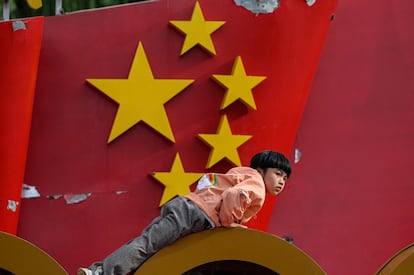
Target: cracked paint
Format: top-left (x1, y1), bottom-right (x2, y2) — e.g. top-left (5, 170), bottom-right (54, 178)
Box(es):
top-left (234, 0), bottom-right (279, 14)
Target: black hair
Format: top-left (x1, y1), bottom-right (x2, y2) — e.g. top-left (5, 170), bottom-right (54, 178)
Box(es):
top-left (249, 150), bottom-right (291, 178)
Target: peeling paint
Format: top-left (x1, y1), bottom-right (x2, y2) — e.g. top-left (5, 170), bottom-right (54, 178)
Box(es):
top-left (63, 193), bottom-right (91, 204)
top-left (7, 200), bottom-right (18, 212)
top-left (234, 0), bottom-right (279, 15)
top-left (46, 194), bottom-right (63, 200)
top-left (12, 21), bottom-right (26, 32)
top-left (21, 183), bottom-right (41, 198)
top-left (305, 0), bottom-right (316, 7)
top-left (294, 148), bottom-right (302, 164)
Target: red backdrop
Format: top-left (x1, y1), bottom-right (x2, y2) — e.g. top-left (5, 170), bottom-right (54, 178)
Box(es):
top-left (6, 1), bottom-right (413, 275)
top-left (268, 0), bottom-right (414, 274)
top-left (14, 1), bottom-right (337, 274)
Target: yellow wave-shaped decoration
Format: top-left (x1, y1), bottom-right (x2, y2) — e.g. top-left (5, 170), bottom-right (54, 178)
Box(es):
top-left (377, 243), bottom-right (414, 275)
top-left (0, 231), bottom-right (67, 274)
top-left (135, 228), bottom-right (326, 275)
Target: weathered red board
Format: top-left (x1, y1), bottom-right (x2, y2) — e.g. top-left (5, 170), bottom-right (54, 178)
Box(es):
top-left (269, 1), bottom-right (414, 274)
top-left (0, 17), bottom-right (43, 234)
top-left (12, 0), bottom-right (336, 273)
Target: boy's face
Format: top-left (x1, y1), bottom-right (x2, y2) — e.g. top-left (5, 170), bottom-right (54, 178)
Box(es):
top-left (261, 168), bottom-right (288, 195)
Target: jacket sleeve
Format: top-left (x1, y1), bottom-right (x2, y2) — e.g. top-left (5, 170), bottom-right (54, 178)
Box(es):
top-left (218, 177), bottom-right (265, 227)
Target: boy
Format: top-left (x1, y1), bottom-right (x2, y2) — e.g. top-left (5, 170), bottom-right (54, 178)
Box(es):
top-left (78, 150), bottom-right (291, 275)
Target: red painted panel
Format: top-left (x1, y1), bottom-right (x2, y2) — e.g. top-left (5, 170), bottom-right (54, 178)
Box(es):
top-left (0, 17), bottom-right (43, 234)
top-left (268, 1), bottom-right (414, 274)
top-left (17, 1), bottom-right (336, 273)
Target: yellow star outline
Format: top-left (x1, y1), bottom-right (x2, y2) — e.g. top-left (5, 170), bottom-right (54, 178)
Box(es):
top-left (169, 1), bottom-right (225, 55)
top-left (86, 42), bottom-right (194, 143)
top-left (152, 153), bottom-right (204, 206)
top-left (211, 56), bottom-right (266, 110)
top-left (198, 115), bottom-right (252, 168)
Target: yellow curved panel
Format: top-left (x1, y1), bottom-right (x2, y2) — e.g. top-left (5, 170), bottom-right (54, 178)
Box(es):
top-left (377, 243), bottom-right (414, 275)
top-left (0, 231), bottom-right (67, 275)
top-left (135, 228), bottom-right (325, 275)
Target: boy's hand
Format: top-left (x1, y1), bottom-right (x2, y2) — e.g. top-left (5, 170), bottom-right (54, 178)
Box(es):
top-left (229, 222), bottom-right (247, 228)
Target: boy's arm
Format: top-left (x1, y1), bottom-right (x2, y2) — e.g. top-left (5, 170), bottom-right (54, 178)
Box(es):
top-left (240, 203), bottom-right (262, 224)
top-left (218, 188), bottom-right (249, 227)
top-left (218, 180), bottom-right (264, 227)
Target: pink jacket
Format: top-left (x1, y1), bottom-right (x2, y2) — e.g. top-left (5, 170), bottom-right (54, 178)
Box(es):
top-left (186, 166), bottom-right (266, 227)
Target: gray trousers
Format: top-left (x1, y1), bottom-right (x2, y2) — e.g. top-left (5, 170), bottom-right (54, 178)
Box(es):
top-left (90, 197), bottom-right (212, 275)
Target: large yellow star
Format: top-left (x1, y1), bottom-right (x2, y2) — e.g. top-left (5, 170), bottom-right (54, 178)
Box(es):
top-left (86, 42), bottom-right (194, 143)
top-left (169, 1), bottom-right (225, 55)
top-left (152, 153), bottom-right (204, 206)
top-left (211, 56), bottom-right (266, 110)
top-left (198, 115), bottom-right (252, 168)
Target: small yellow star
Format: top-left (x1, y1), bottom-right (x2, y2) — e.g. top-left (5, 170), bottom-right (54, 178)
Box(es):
top-left (86, 42), bottom-right (194, 143)
top-left (169, 1), bottom-right (225, 55)
top-left (152, 153), bottom-right (204, 206)
top-left (212, 56), bottom-right (266, 110)
top-left (198, 115), bottom-right (252, 168)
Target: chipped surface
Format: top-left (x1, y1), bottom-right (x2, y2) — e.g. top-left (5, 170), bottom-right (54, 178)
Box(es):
top-left (305, 0), bottom-right (316, 7)
top-left (21, 183), bottom-right (41, 198)
top-left (7, 200), bottom-right (18, 212)
top-left (63, 193), bottom-right (91, 204)
top-left (46, 194), bottom-right (62, 200)
top-left (12, 21), bottom-right (26, 31)
top-left (294, 148), bottom-right (302, 164)
top-left (234, 0), bottom-right (279, 14)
